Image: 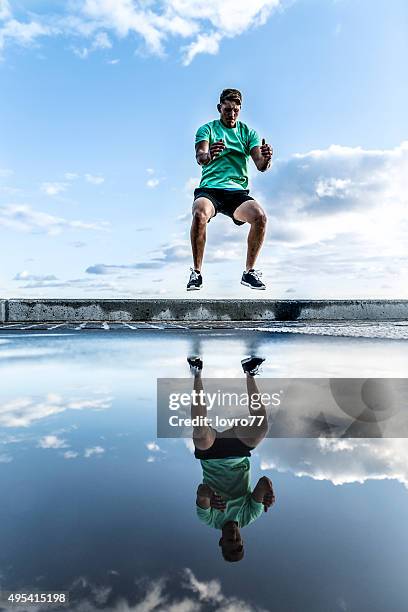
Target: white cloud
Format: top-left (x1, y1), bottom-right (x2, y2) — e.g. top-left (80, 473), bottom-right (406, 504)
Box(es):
top-left (0, 1), bottom-right (11, 22)
top-left (258, 438), bottom-right (408, 488)
top-left (0, 204), bottom-right (109, 235)
top-left (68, 398), bottom-right (112, 410)
top-left (80, 0), bottom-right (166, 55)
top-left (181, 31), bottom-right (221, 65)
top-left (61, 568), bottom-right (267, 611)
top-left (85, 173), bottom-right (105, 184)
top-left (41, 181), bottom-right (67, 196)
top-left (107, 58), bottom-right (120, 64)
top-left (184, 439), bottom-right (195, 453)
top-left (63, 450), bottom-right (79, 459)
top-left (15, 275), bottom-right (166, 296)
top-left (93, 31), bottom-right (112, 49)
top-left (84, 445), bottom-right (105, 458)
top-left (65, 172), bottom-right (79, 180)
top-left (183, 568), bottom-right (223, 604)
top-left (146, 168), bottom-right (164, 188)
top-left (263, 141), bottom-right (408, 221)
top-left (0, 453), bottom-right (12, 463)
top-left (315, 177), bottom-right (351, 199)
top-left (170, 140), bottom-right (408, 297)
top-left (146, 177), bottom-right (160, 188)
top-left (146, 441), bottom-right (161, 452)
top-left (38, 435), bottom-right (69, 449)
top-left (0, 0), bottom-right (285, 63)
top-left (0, 393), bottom-right (112, 428)
top-left (254, 141), bottom-right (408, 285)
top-left (0, 16), bottom-right (54, 52)
top-left (13, 271), bottom-right (58, 281)
top-left (86, 261), bottom-right (164, 274)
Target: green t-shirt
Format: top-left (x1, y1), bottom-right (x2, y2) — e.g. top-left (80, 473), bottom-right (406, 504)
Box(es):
top-left (196, 457), bottom-right (264, 529)
top-left (195, 119), bottom-right (261, 190)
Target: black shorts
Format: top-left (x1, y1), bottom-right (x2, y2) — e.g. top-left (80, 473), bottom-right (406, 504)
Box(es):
top-left (194, 431), bottom-right (254, 460)
top-left (193, 188), bottom-right (254, 226)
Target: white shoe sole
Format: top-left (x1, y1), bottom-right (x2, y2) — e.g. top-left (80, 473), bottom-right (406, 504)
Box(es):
top-left (187, 285), bottom-right (202, 291)
top-left (241, 280), bottom-right (266, 290)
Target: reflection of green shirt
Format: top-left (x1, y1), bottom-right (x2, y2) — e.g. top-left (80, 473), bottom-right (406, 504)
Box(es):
top-left (195, 120), bottom-right (261, 189)
top-left (196, 457), bottom-right (264, 529)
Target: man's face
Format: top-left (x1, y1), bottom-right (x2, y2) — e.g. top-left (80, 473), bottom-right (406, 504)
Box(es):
top-left (219, 100), bottom-right (241, 128)
top-left (220, 521), bottom-right (243, 556)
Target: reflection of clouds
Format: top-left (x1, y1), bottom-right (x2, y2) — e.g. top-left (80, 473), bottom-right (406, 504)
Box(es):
top-left (0, 393), bottom-right (113, 428)
top-left (0, 347), bottom-right (61, 360)
top-left (63, 450), bottom-right (79, 459)
top-left (84, 446), bottom-right (105, 458)
top-left (70, 576), bottom-right (112, 606)
top-left (37, 568), bottom-right (267, 612)
top-left (146, 440), bottom-right (166, 463)
top-left (146, 441), bottom-right (161, 452)
top-left (38, 435), bottom-right (69, 449)
top-left (0, 454), bottom-right (12, 463)
top-left (184, 439), bottom-right (195, 454)
top-left (259, 438), bottom-right (408, 487)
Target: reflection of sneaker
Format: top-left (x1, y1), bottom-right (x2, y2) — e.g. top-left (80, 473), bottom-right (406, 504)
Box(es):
top-left (187, 268), bottom-right (202, 291)
top-left (241, 356), bottom-right (265, 376)
top-left (187, 356), bottom-right (203, 375)
top-left (241, 269), bottom-right (265, 290)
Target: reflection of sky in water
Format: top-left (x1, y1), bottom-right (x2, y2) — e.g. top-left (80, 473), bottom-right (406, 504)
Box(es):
top-left (0, 330), bottom-right (408, 611)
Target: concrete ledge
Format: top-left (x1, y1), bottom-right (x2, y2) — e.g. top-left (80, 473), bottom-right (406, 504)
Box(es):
top-left (2, 299), bottom-right (408, 322)
top-left (0, 300), bottom-right (5, 323)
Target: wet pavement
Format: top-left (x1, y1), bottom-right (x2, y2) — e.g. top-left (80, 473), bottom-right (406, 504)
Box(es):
top-left (0, 326), bottom-right (407, 611)
top-left (1, 320), bottom-right (408, 339)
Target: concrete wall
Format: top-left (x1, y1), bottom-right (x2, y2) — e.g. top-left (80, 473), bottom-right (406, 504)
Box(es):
top-left (1, 299), bottom-right (408, 322)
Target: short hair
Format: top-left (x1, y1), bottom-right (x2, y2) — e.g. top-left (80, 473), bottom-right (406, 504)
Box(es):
top-left (220, 543), bottom-right (244, 562)
top-left (220, 88), bottom-right (242, 105)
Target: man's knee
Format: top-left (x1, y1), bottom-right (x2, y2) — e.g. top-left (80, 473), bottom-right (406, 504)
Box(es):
top-left (251, 205), bottom-right (267, 226)
top-left (192, 198), bottom-right (214, 225)
top-left (193, 429), bottom-right (214, 450)
top-left (192, 208), bottom-right (210, 226)
top-left (238, 200), bottom-right (267, 225)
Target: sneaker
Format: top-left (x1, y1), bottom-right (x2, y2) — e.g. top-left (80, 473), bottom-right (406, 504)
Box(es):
top-left (187, 268), bottom-right (202, 291)
top-left (241, 269), bottom-right (265, 290)
top-left (241, 356), bottom-right (265, 376)
top-left (187, 356), bottom-right (203, 375)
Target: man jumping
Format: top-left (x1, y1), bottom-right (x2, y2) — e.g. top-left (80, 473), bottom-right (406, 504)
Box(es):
top-left (187, 88), bottom-right (273, 291)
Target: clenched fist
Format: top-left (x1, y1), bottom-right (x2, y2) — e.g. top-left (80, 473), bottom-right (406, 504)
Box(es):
top-left (260, 138), bottom-right (273, 161)
top-left (209, 139), bottom-right (225, 161)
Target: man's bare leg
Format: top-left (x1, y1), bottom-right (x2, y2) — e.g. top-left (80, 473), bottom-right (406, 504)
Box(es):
top-left (233, 373), bottom-right (268, 448)
top-left (190, 198), bottom-right (215, 271)
top-left (233, 200), bottom-right (267, 271)
top-left (189, 359), bottom-right (216, 451)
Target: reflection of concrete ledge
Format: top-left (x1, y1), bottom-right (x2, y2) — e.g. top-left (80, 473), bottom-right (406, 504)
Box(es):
top-left (1, 299), bottom-right (408, 322)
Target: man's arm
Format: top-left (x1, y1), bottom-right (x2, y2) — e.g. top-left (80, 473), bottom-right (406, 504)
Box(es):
top-left (196, 483), bottom-right (212, 509)
top-left (250, 138), bottom-right (273, 172)
top-left (251, 476), bottom-right (276, 512)
top-left (196, 483), bottom-right (226, 511)
top-left (195, 140), bottom-right (225, 166)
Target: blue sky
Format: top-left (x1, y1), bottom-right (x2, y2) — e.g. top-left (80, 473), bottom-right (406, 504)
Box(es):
top-left (0, 0), bottom-right (407, 298)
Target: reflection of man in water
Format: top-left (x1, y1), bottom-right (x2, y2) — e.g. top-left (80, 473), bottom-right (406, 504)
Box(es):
top-left (189, 356), bottom-right (276, 562)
